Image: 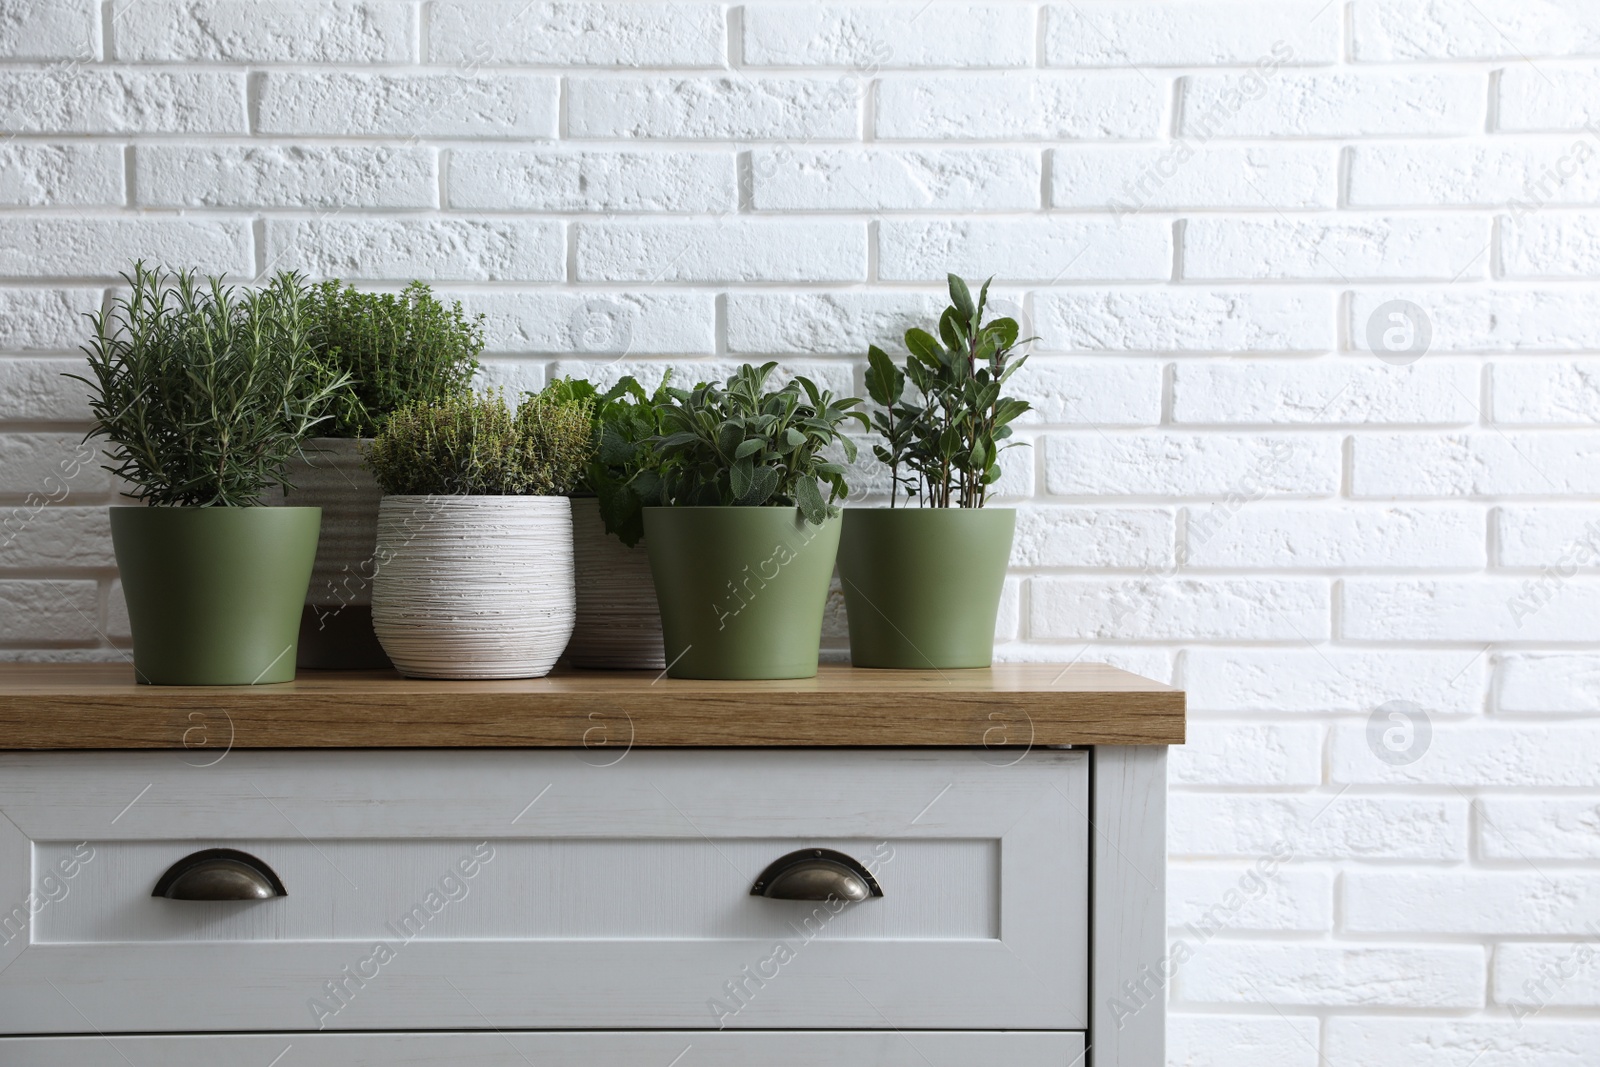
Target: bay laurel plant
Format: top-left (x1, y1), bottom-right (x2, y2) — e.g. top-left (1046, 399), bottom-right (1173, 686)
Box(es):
top-left (305, 280), bottom-right (483, 439)
top-left (547, 373), bottom-right (675, 547)
top-left (364, 386), bottom-right (594, 497)
top-left (72, 262), bottom-right (350, 507)
top-left (866, 274), bottom-right (1032, 508)
top-left (653, 362), bottom-right (868, 526)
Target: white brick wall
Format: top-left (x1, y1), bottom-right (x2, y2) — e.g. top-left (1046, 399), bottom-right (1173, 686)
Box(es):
top-left (1, 2), bottom-right (1595, 1061)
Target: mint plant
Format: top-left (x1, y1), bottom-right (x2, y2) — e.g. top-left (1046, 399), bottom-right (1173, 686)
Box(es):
top-left (548, 373), bottom-right (675, 547)
top-left (866, 274), bottom-right (1031, 508)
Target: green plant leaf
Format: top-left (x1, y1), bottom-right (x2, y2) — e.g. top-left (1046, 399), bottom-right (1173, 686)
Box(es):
top-left (905, 328), bottom-right (943, 368)
top-left (865, 345), bottom-right (903, 406)
top-left (939, 306), bottom-right (964, 351)
top-left (597, 423), bottom-right (633, 466)
top-left (948, 273), bottom-right (976, 322)
top-left (748, 464), bottom-right (779, 506)
top-left (716, 420), bottom-right (742, 458)
top-left (906, 359), bottom-right (933, 393)
top-left (987, 316), bottom-right (1019, 351)
top-left (733, 438), bottom-right (764, 459)
top-left (794, 476), bottom-right (826, 525)
top-left (597, 483), bottom-right (644, 547)
top-left (796, 375), bottom-right (822, 407)
top-left (730, 455), bottom-right (754, 499)
top-left (630, 467), bottom-right (663, 507)
top-left (993, 397), bottom-right (1030, 426)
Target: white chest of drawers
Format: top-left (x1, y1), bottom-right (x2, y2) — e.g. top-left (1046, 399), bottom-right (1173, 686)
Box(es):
top-left (0, 664), bottom-right (1183, 1067)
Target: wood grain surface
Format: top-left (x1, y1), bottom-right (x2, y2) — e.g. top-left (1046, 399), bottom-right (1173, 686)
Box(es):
top-left (0, 662), bottom-right (1185, 750)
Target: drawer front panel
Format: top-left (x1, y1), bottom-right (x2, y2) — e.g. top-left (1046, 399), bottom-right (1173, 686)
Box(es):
top-left (35, 837), bottom-right (997, 942)
top-left (0, 749), bottom-right (1088, 1034)
top-left (0, 1031), bottom-right (1086, 1066)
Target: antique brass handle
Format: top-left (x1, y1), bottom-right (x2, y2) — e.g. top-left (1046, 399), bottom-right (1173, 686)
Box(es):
top-left (750, 848), bottom-right (883, 902)
top-left (152, 848), bottom-right (286, 900)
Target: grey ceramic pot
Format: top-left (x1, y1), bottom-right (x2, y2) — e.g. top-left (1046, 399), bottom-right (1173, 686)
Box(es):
top-left (270, 437), bottom-right (391, 669)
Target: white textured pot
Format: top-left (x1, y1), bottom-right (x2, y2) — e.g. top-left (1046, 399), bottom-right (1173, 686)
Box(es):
top-left (372, 496), bottom-right (575, 680)
top-left (567, 496), bottom-right (666, 670)
top-left (271, 437), bottom-right (390, 669)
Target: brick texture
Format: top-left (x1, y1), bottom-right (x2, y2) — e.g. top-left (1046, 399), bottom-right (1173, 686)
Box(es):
top-left (1, 4), bottom-right (1596, 1062)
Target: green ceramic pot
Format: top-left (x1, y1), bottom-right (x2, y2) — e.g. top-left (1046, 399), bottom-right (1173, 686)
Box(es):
top-left (838, 507), bottom-right (1015, 669)
top-left (643, 507), bottom-right (840, 680)
top-left (110, 506), bottom-right (321, 685)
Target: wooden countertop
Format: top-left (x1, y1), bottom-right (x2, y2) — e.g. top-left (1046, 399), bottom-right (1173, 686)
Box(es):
top-left (0, 662), bottom-right (1184, 751)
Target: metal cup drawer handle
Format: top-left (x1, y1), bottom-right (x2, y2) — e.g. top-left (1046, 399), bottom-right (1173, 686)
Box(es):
top-left (152, 848), bottom-right (287, 900)
top-left (750, 848), bottom-right (883, 902)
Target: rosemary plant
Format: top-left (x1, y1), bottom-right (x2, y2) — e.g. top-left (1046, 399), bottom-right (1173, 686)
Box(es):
top-left (72, 262), bottom-right (347, 507)
top-left (866, 274), bottom-right (1031, 508)
top-left (653, 362), bottom-right (867, 525)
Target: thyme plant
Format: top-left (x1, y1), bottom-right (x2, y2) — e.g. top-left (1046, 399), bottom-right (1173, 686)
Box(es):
top-left (654, 362), bottom-right (867, 525)
top-left (866, 274), bottom-right (1031, 508)
top-left (306, 280), bottom-right (483, 439)
top-left (72, 262), bottom-right (348, 507)
top-left (364, 386), bottom-right (594, 497)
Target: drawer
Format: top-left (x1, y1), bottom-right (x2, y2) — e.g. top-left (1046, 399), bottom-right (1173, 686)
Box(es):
top-left (0, 748), bottom-right (1088, 1034)
top-left (0, 1031), bottom-right (1086, 1066)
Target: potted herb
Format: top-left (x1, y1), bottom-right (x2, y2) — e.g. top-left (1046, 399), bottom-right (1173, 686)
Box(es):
top-left (840, 274), bottom-right (1031, 669)
top-left (364, 386), bottom-right (593, 679)
top-left (645, 362), bottom-right (867, 680)
top-left (73, 263), bottom-right (347, 685)
top-left (550, 373), bottom-right (674, 670)
top-left (271, 280), bottom-right (482, 670)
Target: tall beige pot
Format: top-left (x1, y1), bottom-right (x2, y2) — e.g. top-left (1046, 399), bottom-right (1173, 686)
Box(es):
top-left (566, 497), bottom-right (666, 670)
top-left (271, 437), bottom-right (391, 669)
